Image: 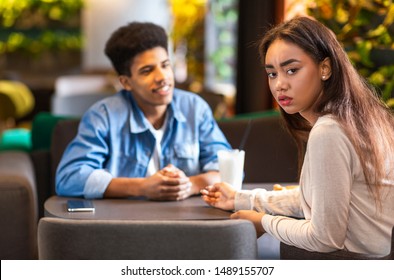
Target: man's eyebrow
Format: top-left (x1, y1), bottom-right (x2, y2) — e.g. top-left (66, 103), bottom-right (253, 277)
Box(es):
top-left (264, 59), bottom-right (301, 69)
top-left (138, 64), bottom-right (153, 72)
top-left (138, 59), bottom-right (170, 71)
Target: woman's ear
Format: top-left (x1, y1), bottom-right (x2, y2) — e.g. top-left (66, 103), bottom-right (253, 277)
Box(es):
top-left (320, 57), bottom-right (332, 81)
top-left (118, 75), bottom-right (132, 91)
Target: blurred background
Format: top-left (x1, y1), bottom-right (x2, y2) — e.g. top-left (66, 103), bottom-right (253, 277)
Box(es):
top-left (0, 0), bottom-right (393, 132)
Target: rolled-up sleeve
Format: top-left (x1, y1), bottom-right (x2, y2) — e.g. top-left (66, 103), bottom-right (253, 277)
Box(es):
top-left (235, 188), bottom-right (304, 217)
top-left (84, 169), bottom-right (113, 199)
top-left (56, 104), bottom-right (112, 198)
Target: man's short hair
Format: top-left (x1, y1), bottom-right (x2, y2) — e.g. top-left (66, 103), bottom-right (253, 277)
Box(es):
top-left (104, 22), bottom-right (168, 76)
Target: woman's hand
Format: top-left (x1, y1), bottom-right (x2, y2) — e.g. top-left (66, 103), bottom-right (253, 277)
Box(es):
top-left (200, 182), bottom-right (236, 210)
top-left (231, 210), bottom-right (266, 237)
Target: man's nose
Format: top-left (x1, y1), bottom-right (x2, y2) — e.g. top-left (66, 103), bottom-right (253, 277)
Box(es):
top-left (154, 67), bottom-right (167, 82)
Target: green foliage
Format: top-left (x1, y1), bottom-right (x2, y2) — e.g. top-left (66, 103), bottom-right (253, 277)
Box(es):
top-left (209, 0), bottom-right (238, 83)
top-left (305, 0), bottom-right (394, 106)
top-left (0, 0), bottom-right (83, 55)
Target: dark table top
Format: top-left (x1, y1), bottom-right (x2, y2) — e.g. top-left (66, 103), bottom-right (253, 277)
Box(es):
top-left (44, 183), bottom-right (279, 220)
top-left (44, 195), bottom-right (232, 220)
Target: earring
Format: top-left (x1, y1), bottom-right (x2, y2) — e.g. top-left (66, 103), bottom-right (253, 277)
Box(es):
top-left (322, 75), bottom-right (326, 80)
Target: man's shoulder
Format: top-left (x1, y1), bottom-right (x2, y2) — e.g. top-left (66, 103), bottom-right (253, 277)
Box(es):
top-left (173, 88), bottom-right (207, 106)
top-left (173, 88), bottom-right (196, 98)
top-left (82, 90), bottom-right (131, 123)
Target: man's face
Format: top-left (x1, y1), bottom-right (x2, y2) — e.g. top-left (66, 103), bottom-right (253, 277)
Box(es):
top-left (120, 46), bottom-right (174, 114)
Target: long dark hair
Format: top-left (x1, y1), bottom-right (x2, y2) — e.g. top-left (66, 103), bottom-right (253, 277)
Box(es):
top-left (259, 16), bottom-right (394, 204)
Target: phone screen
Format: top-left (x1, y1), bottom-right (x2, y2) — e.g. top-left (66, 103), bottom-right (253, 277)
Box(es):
top-left (67, 200), bottom-right (95, 212)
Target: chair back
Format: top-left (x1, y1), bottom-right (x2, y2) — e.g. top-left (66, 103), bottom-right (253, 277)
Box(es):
top-left (218, 115), bottom-right (298, 183)
top-left (50, 119), bottom-right (80, 192)
top-left (38, 217), bottom-right (257, 260)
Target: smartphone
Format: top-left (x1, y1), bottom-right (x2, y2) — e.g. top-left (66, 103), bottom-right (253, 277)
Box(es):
top-left (67, 199), bottom-right (95, 212)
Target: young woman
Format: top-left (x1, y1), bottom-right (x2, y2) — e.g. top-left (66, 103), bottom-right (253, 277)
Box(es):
top-left (201, 16), bottom-right (394, 257)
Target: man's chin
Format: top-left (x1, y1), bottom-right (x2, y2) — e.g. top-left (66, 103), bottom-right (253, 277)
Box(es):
top-left (156, 94), bottom-right (173, 106)
top-left (161, 91), bottom-right (173, 102)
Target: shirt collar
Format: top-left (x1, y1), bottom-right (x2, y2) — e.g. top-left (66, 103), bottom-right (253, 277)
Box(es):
top-left (125, 89), bottom-right (187, 134)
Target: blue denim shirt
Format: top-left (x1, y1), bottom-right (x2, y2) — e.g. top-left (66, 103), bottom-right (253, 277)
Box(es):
top-left (56, 89), bottom-right (231, 198)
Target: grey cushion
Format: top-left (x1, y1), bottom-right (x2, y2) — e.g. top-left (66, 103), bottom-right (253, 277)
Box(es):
top-left (0, 151), bottom-right (38, 259)
top-left (38, 217), bottom-right (257, 260)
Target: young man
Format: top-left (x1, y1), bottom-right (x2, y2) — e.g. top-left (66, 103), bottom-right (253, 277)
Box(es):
top-left (56, 22), bottom-right (231, 200)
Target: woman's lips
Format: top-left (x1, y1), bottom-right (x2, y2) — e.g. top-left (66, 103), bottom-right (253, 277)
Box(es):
top-left (278, 95), bottom-right (293, 106)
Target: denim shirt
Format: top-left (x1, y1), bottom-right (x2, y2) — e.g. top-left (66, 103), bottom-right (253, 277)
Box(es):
top-left (55, 89), bottom-right (231, 198)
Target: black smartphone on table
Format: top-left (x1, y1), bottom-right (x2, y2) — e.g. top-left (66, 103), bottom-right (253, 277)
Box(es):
top-left (67, 199), bottom-right (95, 212)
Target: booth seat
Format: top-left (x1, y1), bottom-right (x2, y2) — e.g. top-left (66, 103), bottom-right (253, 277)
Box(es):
top-left (0, 151), bottom-right (38, 259)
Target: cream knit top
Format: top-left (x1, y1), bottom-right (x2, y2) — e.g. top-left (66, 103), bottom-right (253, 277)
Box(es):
top-left (235, 115), bottom-right (394, 256)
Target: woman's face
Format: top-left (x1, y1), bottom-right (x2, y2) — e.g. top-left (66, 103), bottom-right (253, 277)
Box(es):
top-left (265, 39), bottom-right (328, 125)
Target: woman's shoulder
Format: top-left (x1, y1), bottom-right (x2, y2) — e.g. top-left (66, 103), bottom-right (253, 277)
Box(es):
top-left (310, 115), bottom-right (348, 143)
top-left (313, 115), bottom-right (342, 131)
top-left (307, 115), bottom-right (357, 161)
top-left (314, 114), bottom-right (339, 126)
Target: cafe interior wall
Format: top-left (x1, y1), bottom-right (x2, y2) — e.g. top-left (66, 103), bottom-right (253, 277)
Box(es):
top-left (82, 0), bottom-right (171, 72)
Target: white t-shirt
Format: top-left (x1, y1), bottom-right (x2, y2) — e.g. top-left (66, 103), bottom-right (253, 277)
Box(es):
top-left (145, 114), bottom-right (169, 177)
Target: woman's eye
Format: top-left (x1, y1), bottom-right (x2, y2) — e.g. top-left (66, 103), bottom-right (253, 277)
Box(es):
top-left (287, 68), bottom-right (298, 75)
top-left (267, 72), bottom-right (276, 79)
